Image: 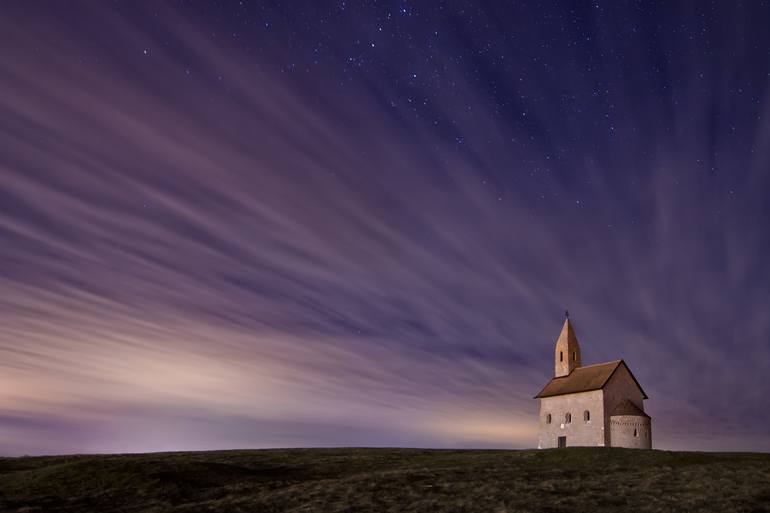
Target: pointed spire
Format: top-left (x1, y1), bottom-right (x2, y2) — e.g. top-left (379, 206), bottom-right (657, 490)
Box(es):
top-left (554, 313), bottom-right (581, 377)
top-left (557, 316), bottom-right (578, 347)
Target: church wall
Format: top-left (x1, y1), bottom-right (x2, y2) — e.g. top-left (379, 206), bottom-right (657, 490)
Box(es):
top-left (602, 363), bottom-right (647, 447)
top-left (538, 390), bottom-right (605, 448)
top-left (610, 415), bottom-right (652, 449)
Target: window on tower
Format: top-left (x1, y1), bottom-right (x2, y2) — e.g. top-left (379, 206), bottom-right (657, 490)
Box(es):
top-left (545, 414), bottom-right (552, 424)
top-left (583, 410), bottom-right (590, 422)
top-left (565, 412), bottom-right (571, 423)
top-left (572, 351), bottom-right (576, 361)
top-left (560, 351), bottom-right (563, 362)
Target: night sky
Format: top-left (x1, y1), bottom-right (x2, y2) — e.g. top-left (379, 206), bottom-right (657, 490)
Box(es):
top-left (1, 1), bottom-right (769, 456)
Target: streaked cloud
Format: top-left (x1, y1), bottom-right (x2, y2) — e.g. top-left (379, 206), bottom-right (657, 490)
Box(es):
top-left (0, 2), bottom-right (768, 455)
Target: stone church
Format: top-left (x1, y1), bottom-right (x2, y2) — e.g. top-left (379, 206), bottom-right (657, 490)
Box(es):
top-left (534, 314), bottom-right (652, 449)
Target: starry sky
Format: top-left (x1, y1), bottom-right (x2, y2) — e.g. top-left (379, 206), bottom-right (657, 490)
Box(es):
top-left (1, 1), bottom-right (769, 456)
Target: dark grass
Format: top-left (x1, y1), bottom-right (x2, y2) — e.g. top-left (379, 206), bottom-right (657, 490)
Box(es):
top-left (1, 447), bottom-right (769, 512)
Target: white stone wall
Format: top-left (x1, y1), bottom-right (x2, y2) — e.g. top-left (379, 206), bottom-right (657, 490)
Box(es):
top-left (537, 390), bottom-right (605, 448)
top-left (602, 364), bottom-right (647, 447)
top-left (610, 415), bottom-right (652, 449)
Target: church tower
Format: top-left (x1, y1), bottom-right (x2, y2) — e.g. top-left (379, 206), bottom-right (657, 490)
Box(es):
top-left (554, 312), bottom-right (581, 377)
top-left (536, 314), bottom-right (651, 449)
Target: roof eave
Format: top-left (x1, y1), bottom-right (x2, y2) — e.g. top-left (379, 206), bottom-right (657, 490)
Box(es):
top-left (535, 385), bottom-right (603, 399)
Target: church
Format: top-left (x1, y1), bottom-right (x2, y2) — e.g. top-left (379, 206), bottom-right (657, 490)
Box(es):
top-left (534, 314), bottom-right (652, 449)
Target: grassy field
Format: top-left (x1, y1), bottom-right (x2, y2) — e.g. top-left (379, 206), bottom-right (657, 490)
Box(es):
top-left (1, 447), bottom-right (769, 512)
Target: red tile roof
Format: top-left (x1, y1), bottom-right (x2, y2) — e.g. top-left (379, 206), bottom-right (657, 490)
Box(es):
top-left (534, 360), bottom-right (648, 399)
top-left (610, 399), bottom-right (650, 418)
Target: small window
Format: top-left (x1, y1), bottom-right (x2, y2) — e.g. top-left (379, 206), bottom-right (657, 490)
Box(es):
top-left (584, 410), bottom-right (590, 422)
top-left (634, 429), bottom-right (638, 437)
top-left (572, 351), bottom-right (576, 361)
top-left (560, 351), bottom-right (563, 362)
top-left (545, 414), bottom-right (552, 424)
top-left (565, 412), bottom-right (571, 423)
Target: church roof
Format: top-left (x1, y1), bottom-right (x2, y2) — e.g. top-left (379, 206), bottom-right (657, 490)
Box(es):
top-left (611, 399), bottom-right (650, 418)
top-left (534, 359), bottom-right (649, 399)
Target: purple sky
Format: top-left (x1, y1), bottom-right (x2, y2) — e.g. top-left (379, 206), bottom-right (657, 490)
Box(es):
top-left (1, 1), bottom-right (769, 455)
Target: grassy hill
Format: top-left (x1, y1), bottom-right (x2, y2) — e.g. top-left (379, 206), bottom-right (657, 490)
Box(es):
top-left (1, 447), bottom-right (769, 512)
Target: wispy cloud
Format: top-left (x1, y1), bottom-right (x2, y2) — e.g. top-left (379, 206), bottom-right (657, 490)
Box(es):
top-left (0, 2), bottom-right (768, 455)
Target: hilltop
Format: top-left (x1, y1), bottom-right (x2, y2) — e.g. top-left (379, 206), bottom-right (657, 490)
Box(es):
top-left (1, 447), bottom-right (769, 512)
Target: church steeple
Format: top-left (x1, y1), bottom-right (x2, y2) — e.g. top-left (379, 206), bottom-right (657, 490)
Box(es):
top-left (554, 311), bottom-right (581, 377)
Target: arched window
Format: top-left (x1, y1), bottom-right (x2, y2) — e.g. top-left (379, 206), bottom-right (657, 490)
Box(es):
top-left (583, 410), bottom-right (590, 422)
top-left (545, 414), bottom-right (552, 424)
top-left (559, 351), bottom-right (563, 362)
top-left (633, 429), bottom-right (638, 437)
top-left (565, 412), bottom-right (571, 423)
